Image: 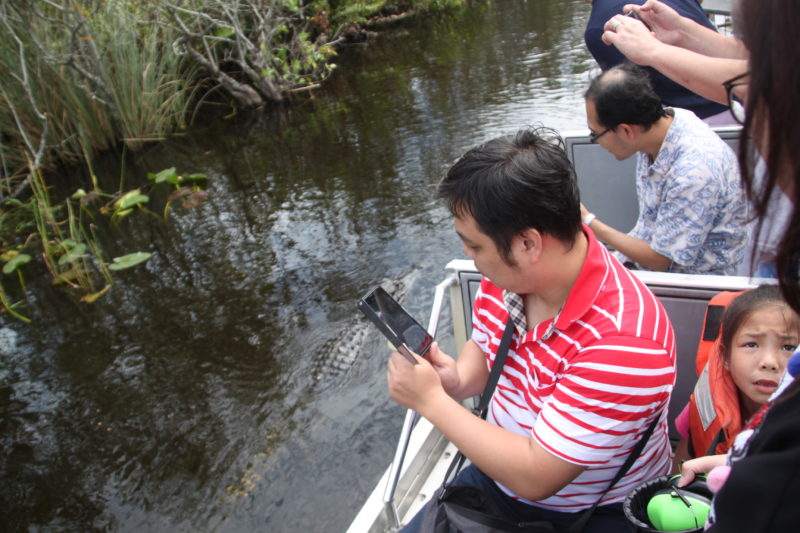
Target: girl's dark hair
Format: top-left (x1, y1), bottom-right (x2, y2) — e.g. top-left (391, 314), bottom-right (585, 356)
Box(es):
top-left (719, 285), bottom-right (799, 359)
top-left (735, 0), bottom-right (800, 314)
top-left (584, 62), bottom-right (667, 131)
top-left (438, 127), bottom-right (581, 264)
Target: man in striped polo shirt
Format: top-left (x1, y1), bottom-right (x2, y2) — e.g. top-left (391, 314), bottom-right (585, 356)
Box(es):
top-left (387, 128), bottom-right (676, 532)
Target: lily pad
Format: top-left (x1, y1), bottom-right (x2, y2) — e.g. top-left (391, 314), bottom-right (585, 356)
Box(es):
top-left (58, 243), bottom-right (87, 265)
top-left (3, 253), bottom-right (31, 274)
top-left (147, 168), bottom-right (178, 185)
top-left (108, 252), bottom-right (152, 271)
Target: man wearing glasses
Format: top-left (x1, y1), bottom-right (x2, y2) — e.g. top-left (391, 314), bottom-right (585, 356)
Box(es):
top-left (596, 0), bottom-right (790, 277)
top-left (581, 62), bottom-right (748, 275)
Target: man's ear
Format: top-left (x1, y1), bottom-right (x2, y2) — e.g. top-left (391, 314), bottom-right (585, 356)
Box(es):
top-left (616, 123), bottom-right (640, 142)
top-left (518, 228), bottom-right (543, 263)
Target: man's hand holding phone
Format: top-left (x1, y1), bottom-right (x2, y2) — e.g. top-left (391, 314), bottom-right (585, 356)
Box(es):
top-left (359, 285), bottom-right (462, 411)
top-left (423, 342), bottom-right (462, 396)
top-left (387, 344), bottom-right (449, 414)
top-left (358, 286), bottom-right (433, 365)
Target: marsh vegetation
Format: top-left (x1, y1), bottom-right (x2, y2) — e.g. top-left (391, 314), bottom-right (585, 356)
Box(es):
top-left (0, 0), bottom-right (462, 320)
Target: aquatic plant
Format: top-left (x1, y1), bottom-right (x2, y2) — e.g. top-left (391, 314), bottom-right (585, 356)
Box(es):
top-left (0, 0), bottom-right (462, 321)
top-left (0, 2), bottom-right (198, 172)
top-left (0, 163), bottom-right (209, 321)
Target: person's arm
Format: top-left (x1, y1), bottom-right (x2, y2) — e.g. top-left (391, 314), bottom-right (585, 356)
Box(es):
top-left (632, 44), bottom-right (746, 105)
top-left (676, 454), bottom-right (726, 487)
top-left (605, 4), bottom-right (747, 104)
top-left (387, 349), bottom-right (585, 501)
top-left (626, 0), bottom-right (746, 58)
top-left (581, 204), bottom-right (672, 271)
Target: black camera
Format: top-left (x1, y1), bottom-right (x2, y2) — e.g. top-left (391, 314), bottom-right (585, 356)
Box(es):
top-left (625, 10), bottom-right (653, 31)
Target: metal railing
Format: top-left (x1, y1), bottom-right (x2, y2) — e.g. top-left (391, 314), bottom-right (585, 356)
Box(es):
top-left (381, 274), bottom-right (458, 530)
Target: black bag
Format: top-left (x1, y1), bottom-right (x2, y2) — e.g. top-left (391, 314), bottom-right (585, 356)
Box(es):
top-left (419, 484), bottom-right (560, 533)
top-left (417, 318), bottom-right (660, 533)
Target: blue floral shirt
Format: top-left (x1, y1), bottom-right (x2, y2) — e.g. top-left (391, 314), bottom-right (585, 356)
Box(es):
top-left (615, 108), bottom-right (748, 275)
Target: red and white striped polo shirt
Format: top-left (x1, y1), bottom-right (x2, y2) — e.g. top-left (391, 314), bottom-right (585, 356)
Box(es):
top-left (471, 228), bottom-right (676, 511)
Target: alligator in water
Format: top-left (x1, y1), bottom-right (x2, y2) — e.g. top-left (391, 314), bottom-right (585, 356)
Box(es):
top-left (311, 269), bottom-right (421, 386)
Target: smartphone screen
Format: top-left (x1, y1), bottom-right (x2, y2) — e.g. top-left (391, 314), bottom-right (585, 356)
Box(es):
top-left (358, 286), bottom-right (433, 362)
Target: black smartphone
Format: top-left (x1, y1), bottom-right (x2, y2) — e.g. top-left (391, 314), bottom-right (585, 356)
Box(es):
top-left (358, 286), bottom-right (433, 364)
top-left (625, 9), bottom-right (652, 31)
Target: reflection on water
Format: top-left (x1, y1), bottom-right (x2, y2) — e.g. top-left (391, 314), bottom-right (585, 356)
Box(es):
top-left (0, 1), bottom-right (595, 531)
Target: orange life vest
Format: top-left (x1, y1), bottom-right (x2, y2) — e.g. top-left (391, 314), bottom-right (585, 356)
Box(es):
top-left (686, 290), bottom-right (745, 458)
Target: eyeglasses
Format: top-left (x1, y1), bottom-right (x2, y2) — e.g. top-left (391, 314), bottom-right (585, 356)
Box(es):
top-left (722, 72), bottom-right (748, 125)
top-left (589, 127), bottom-right (611, 143)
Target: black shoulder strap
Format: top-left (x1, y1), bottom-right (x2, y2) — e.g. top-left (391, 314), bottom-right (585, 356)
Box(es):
top-left (704, 428), bottom-right (725, 457)
top-left (442, 318), bottom-right (515, 487)
top-left (474, 317), bottom-right (516, 419)
top-left (568, 413), bottom-right (662, 533)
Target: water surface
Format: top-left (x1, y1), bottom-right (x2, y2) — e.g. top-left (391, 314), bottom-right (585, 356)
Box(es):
top-left (0, 1), bottom-right (596, 531)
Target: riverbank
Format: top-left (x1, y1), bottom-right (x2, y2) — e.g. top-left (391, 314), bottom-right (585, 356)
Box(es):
top-left (0, 0), bottom-right (466, 320)
top-left (1, 1), bottom-right (466, 174)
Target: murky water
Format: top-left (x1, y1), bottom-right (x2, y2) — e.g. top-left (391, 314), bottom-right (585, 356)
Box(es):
top-left (0, 1), bottom-right (596, 531)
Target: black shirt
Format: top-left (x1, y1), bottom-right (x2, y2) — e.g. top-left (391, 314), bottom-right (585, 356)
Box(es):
top-left (708, 378), bottom-right (800, 531)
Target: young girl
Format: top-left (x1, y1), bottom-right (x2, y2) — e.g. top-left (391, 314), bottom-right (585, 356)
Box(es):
top-left (672, 285), bottom-right (800, 469)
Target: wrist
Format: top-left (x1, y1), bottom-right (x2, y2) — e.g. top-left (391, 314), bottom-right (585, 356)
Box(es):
top-left (583, 212), bottom-right (597, 226)
top-left (442, 374), bottom-right (463, 399)
top-left (417, 387), bottom-right (455, 420)
top-left (672, 15), bottom-right (702, 48)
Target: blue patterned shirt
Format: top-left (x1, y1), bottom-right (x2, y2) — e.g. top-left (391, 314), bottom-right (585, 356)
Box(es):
top-left (615, 108), bottom-right (748, 275)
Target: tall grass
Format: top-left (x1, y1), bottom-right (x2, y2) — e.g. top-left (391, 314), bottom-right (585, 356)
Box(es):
top-left (99, 4), bottom-right (200, 151)
top-left (0, 0), bottom-right (463, 319)
top-left (0, 0), bottom-right (460, 174)
top-left (0, 2), bottom-right (198, 174)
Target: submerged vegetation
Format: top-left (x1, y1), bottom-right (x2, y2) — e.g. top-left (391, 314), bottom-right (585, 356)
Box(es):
top-left (0, 0), bottom-right (464, 320)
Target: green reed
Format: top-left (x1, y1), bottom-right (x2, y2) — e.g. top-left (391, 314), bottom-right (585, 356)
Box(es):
top-left (0, 0), bottom-right (461, 320)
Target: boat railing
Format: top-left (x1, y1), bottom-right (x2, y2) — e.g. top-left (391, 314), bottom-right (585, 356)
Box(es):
top-left (379, 273), bottom-right (459, 530)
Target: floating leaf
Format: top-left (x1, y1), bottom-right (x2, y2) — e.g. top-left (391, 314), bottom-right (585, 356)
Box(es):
top-left (115, 190), bottom-right (149, 211)
top-left (148, 168), bottom-right (178, 185)
top-left (113, 208), bottom-right (134, 220)
top-left (0, 250), bottom-right (20, 262)
top-left (58, 243), bottom-right (87, 265)
top-left (108, 252), bottom-right (152, 271)
top-left (3, 253), bottom-right (31, 274)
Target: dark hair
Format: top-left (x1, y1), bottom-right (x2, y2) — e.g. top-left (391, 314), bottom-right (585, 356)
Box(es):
top-left (437, 127), bottom-right (581, 263)
top-left (584, 62), bottom-right (667, 131)
top-left (719, 285), bottom-right (799, 360)
top-left (735, 0), bottom-right (800, 314)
